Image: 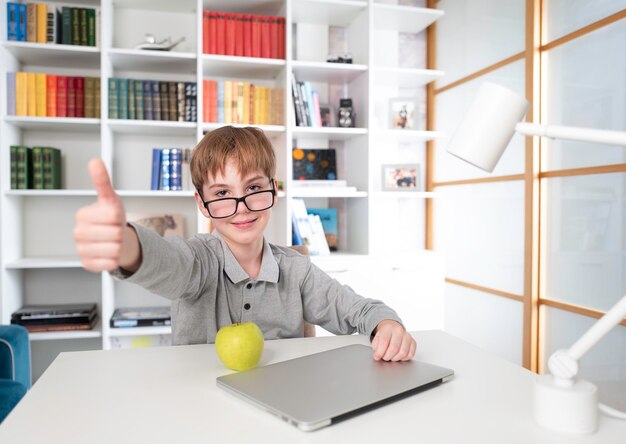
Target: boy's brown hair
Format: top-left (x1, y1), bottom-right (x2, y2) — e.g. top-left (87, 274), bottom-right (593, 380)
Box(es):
top-left (190, 126), bottom-right (276, 192)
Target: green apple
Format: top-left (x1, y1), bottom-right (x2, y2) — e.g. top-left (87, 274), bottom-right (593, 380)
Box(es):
top-left (215, 322), bottom-right (264, 371)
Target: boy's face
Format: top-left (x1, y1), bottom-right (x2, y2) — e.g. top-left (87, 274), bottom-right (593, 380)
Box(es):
top-left (195, 158), bottom-right (276, 248)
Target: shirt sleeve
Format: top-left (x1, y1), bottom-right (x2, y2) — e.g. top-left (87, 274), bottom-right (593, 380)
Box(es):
top-left (299, 260), bottom-right (404, 339)
top-left (109, 223), bottom-right (211, 301)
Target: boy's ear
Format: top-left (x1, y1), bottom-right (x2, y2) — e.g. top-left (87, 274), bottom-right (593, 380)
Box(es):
top-left (194, 191), bottom-right (211, 219)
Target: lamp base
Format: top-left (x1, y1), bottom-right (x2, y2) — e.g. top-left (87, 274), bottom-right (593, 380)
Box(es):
top-left (534, 374), bottom-right (598, 434)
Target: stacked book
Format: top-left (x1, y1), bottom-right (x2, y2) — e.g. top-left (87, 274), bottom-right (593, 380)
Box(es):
top-left (108, 78), bottom-right (196, 122)
top-left (6, 72), bottom-right (100, 118)
top-left (10, 145), bottom-right (61, 189)
top-left (202, 79), bottom-right (283, 125)
top-left (202, 11), bottom-right (285, 59)
top-left (11, 303), bottom-right (98, 332)
top-left (110, 306), bottom-right (171, 328)
top-left (291, 75), bottom-right (323, 127)
top-left (7, 2), bottom-right (99, 46)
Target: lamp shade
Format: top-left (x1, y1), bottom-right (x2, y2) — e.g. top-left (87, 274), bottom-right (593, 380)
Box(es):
top-left (446, 82), bottom-right (529, 172)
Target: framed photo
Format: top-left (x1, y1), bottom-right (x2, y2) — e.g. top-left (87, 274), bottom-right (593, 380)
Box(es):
top-left (389, 97), bottom-right (418, 129)
top-left (381, 164), bottom-right (420, 191)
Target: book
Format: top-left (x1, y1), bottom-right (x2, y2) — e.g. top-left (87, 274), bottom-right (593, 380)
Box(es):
top-left (169, 148), bottom-right (182, 191)
top-left (84, 77), bottom-right (95, 118)
top-left (32, 146), bottom-right (44, 189)
top-left (57, 75), bottom-right (67, 117)
top-left (160, 148), bottom-right (171, 190)
top-left (291, 198), bottom-right (319, 255)
top-left (46, 5), bottom-right (57, 43)
top-left (46, 74), bottom-right (57, 117)
top-left (61, 6), bottom-right (72, 44)
top-left (6, 72), bottom-right (15, 115)
top-left (94, 78), bottom-right (101, 118)
top-left (110, 306), bottom-right (171, 328)
top-left (308, 214), bottom-right (331, 255)
top-left (307, 208), bottom-right (338, 251)
top-left (15, 71), bottom-right (27, 116)
top-left (135, 79), bottom-right (144, 120)
top-left (67, 75), bottom-right (76, 117)
top-left (35, 73), bottom-right (46, 117)
top-left (26, 3), bottom-right (36, 42)
top-left (11, 303), bottom-right (97, 323)
top-left (26, 72), bottom-right (36, 116)
top-left (7, 3), bottom-right (18, 41)
top-left (10, 146), bottom-right (17, 189)
top-left (143, 80), bottom-right (153, 120)
top-left (17, 3), bottom-right (26, 41)
top-left (42, 147), bottom-right (61, 189)
top-left (127, 213), bottom-right (184, 238)
top-left (75, 76), bottom-right (84, 117)
top-left (36, 3), bottom-right (46, 43)
top-left (292, 148), bottom-right (337, 181)
top-left (118, 78), bottom-right (128, 119)
top-left (15, 145), bottom-right (32, 189)
top-left (71, 7), bottom-right (80, 45)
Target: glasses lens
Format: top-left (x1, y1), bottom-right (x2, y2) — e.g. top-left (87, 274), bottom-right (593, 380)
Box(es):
top-left (208, 199), bottom-right (236, 218)
top-left (245, 191), bottom-right (273, 211)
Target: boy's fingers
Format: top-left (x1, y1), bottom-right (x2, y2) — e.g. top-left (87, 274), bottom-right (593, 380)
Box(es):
top-left (88, 159), bottom-right (117, 204)
top-left (373, 330), bottom-right (391, 361)
top-left (404, 339), bottom-right (416, 361)
top-left (382, 333), bottom-right (402, 361)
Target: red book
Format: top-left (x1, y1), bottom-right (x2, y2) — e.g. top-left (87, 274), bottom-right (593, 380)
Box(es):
top-left (278, 18), bottom-right (286, 59)
top-left (202, 11), bottom-right (209, 54)
top-left (209, 11), bottom-right (217, 54)
top-left (260, 16), bottom-right (271, 59)
top-left (56, 76), bottom-right (67, 117)
top-left (75, 76), bottom-right (85, 118)
top-left (215, 12), bottom-right (226, 55)
top-left (203, 80), bottom-right (210, 123)
top-left (46, 75), bottom-right (57, 117)
top-left (269, 16), bottom-right (278, 59)
top-left (243, 14), bottom-right (252, 57)
top-left (225, 13), bottom-right (236, 56)
top-left (251, 15), bottom-right (261, 58)
top-left (67, 76), bottom-right (76, 117)
top-left (234, 13), bottom-right (244, 56)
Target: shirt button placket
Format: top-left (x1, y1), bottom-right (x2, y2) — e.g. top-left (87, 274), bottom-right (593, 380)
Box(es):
top-left (243, 282), bottom-right (253, 321)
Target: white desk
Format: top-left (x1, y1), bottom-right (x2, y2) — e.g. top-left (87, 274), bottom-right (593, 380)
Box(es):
top-left (0, 331), bottom-right (623, 443)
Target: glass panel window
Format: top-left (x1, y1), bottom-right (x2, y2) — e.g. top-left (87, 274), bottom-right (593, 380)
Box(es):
top-left (544, 20), bottom-right (626, 170)
top-left (543, 173), bottom-right (626, 311)
top-left (437, 0), bottom-right (525, 86)
top-left (434, 181), bottom-right (525, 295)
top-left (544, 0), bottom-right (626, 43)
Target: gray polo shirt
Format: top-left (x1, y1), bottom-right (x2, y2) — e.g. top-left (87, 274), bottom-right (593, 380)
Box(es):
top-left (112, 224), bottom-right (402, 345)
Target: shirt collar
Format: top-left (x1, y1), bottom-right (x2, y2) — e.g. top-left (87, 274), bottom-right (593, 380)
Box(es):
top-left (212, 230), bottom-right (279, 284)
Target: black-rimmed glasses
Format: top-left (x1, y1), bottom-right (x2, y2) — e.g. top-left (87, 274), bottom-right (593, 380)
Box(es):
top-left (200, 179), bottom-right (276, 219)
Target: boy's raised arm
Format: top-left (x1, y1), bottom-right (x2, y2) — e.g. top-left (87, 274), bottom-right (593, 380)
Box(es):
top-left (74, 159), bottom-right (142, 273)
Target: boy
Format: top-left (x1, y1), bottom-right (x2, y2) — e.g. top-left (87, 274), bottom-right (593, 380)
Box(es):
top-left (74, 126), bottom-right (416, 362)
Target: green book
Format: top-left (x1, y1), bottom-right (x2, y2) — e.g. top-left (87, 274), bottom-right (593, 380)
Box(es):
top-left (94, 78), bottom-right (101, 118)
top-left (108, 78), bottom-right (118, 119)
top-left (80, 8), bottom-right (88, 46)
top-left (128, 79), bottom-right (136, 120)
top-left (118, 78), bottom-right (128, 120)
top-left (87, 9), bottom-right (96, 46)
top-left (42, 147), bottom-right (62, 190)
top-left (71, 8), bottom-right (80, 45)
top-left (84, 77), bottom-right (95, 118)
top-left (15, 146), bottom-right (32, 190)
top-left (10, 146), bottom-right (17, 189)
top-left (135, 80), bottom-right (144, 120)
top-left (32, 147), bottom-right (45, 189)
top-left (61, 7), bottom-right (72, 45)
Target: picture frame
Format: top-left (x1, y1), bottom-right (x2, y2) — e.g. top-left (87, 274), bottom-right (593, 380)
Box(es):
top-left (381, 164), bottom-right (420, 191)
top-left (389, 97), bottom-right (418, 130)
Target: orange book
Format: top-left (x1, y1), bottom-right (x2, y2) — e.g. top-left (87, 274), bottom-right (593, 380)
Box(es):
top-left (225, 13), bottom-right (236, 56)
top-left (210, 81), bottom-right (218, 123)
top-left (234, 14), bottom-right (244, 57)
top-left (203, 79), bottom-right (210, 122)
top-left (278, 18), bottom-right (286, 59)
top-left (35, 73), bottom-right (47, 116)
top-left (269, 16), bottom-right (278, 59)
top-left (26, 72), bottom-right (36, 116)
top-left (251, 16), bottom-right (261, 58)
top-left (202, 11), bottom-right (209, 54)
top-left (224, 80), bottom-right (231, 124)
top-left (260, 16), bottom-right (270, 59)
top-left (36, 4), bottom-right (47, 43)
top-left (15, 72), bottom-right (28, 116)
top-left (208, 11), bottom-right (217, 54)
top-left (46, 75), bottom-right (57, 117)
top-left (243, 15), bottom-right (252, 57)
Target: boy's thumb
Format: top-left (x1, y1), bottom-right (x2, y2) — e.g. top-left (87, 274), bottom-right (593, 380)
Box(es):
top-left (88, 159), bottom-right (117, 203)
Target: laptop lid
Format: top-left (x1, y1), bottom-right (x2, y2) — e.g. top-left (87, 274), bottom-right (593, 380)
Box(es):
top-left (216, 344), bottom-right (454, 432)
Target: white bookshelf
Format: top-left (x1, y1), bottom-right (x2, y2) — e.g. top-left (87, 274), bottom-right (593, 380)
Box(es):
top-left (0, 0), bottom-right (444, 378)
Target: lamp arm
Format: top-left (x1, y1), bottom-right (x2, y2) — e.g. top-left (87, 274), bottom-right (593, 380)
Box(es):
top-left (515, 122), bottom-right (626, 146)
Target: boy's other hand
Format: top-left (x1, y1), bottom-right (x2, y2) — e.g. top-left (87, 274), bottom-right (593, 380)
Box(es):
top-left (371, 320), bottom-right (416, 362)
top-left (74, 159), bottom-right (127, 272)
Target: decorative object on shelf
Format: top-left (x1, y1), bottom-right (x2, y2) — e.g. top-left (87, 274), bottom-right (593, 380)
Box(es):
top-left (292, 148), bottom-right (337, 181)
top-left (127, 213), bottom-right (184, 238)
top-left (320, 105), bottom-right (332, 127)
top-left (326, 53), bottom-right (353, 64)
top-left (381, 164), bottom-right (420, 191)
top-left (337, 98), bottom-right (355, 128)
top-left (134, 34), bottom-right (185, 51)
top-left (389, 97), bottom-right (418, 129)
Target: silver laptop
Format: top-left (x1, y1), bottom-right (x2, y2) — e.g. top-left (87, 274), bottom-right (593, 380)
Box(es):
top-left (216, 344), bottom-right (454, 432)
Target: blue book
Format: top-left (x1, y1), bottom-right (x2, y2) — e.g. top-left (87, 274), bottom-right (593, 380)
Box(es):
top-left (217, 80), bottom-right (224, 123)
top-left (291, 214), bottom-right (303, 246)
top-left (303, 82), bottom-right (316, 127)
top-left (150, 148), bottom-right (161, 191)
top-left (16, 3), bottom-right (26, 41)
top-left (143, 81), bottom-right (153, 120)
top-left (160, 148), bottom-right (171, 191)
top-left (169, 148), bottom-right (182, 191)
top-left (6, 72), bottom-right (15, 116)
top-left (7, 2), bottom-right (18, 40)
top-left (307, 208), bottom-right (338, 251)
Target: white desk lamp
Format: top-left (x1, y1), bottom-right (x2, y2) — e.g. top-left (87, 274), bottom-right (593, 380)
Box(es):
top-left (446, 81), bottom-right (626, 434)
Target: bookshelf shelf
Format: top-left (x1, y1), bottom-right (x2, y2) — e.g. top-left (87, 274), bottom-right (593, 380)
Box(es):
top-left (108, 48), bottom-right (196, 75)
top-left (202, 122), bottom-right (286, 137)
top-left (290, 188), bottom-right (367, 198)
top-left (201, 54), bottom-right (286, 79)
top-left (373, 191), bottom-right (437, 199)
top-left (28, 321), bottom-right (103, 342)
top-left (291, 0), bottom-right (368, 27)
top-left (292, 61), bottom-right (367, 83)
top-left (1, 41), bottom-right (100, 69)
top-left (107, 119), bottom-right (197, 136)
top-left (4, 116), bottom-right (101, 132)
top-left (108, 325), bottom-right (172, 337)
top-left (372, 4), bottom-right (443, 34)
top-left (4, 190), bottom-right (96, 197)
top-left (373, 67), bottom-right (445, 88)
top-left (291, 126), bottom-right (367, 141)
top-left (372, 129), bottom-right (444, 142)
top-left (116, 190), bottom-right (195, 197)
top-left (5, 256), bottom-right (84, 269)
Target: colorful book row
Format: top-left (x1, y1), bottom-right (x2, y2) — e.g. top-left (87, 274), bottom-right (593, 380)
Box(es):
top-left (202, 11), bottom-right (285, 59)
top-left (202, 80), bottom-right (284, 126)
top-left (10, 145), bottom-right (62, 190)
top-left (6, 2), bottom-right (99, 46)
top-left (150, 148), bottom-right (193, 192)
top-left (108, 79), bottom-right (197, 122)
top-left (7, 72), bottom-right (100, 118)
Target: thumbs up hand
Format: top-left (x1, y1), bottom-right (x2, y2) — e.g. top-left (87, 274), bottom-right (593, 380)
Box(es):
top-left (74, 159), bottom-right (139, 272)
